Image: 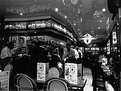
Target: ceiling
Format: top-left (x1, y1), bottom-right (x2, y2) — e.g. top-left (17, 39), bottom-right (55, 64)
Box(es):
top-left (0, 0), bottom-right (114, 42)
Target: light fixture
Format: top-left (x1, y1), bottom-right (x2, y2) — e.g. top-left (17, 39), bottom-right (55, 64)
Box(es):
top-left (55, 8), bottom-right (59, 12)
top-left (102, 8), bottom-right (106, 12)
top-left (74, 23), bottom-right (76, 25)
top-left (98, 27), bottom-right (101, 29)
top-left (80, 33), bottom-right (96, 45)
top-left (100, 20), bottom-right (102, 22)
top-left (20, 13), bottom-right (23, 15)
top-left (64, 16), bottom-right (67, 18)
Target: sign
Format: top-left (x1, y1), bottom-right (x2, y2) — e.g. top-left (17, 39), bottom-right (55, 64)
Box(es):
top-left (112, 32), bottom-right (117, 44)
top-left (37, 63), bottom-right (46, 82)
top-left (0, 71), bottom-right (9, 91)
top-left (81, 33), bottom-right (96, 45)
top-left (65, 63), bottom-right (78, 84)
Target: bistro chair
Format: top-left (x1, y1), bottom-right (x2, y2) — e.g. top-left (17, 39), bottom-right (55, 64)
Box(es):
top-left (105, 81), bottom-right (114, 91)
top-left (95, 76), bottom-right (105, 91)
top-left (14, 73), bottom-right (38, 91)
top-left (44, 77), bottom-right (72, 91)
top-left (4, 64), bottom-right (13, 77)
top-left (81, 79), bottom-right (87, 90)
top-left (48, 67), bottom-right (60, 79)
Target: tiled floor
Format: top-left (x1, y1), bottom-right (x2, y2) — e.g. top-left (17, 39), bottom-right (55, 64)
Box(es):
top-left (83, 66), bottom-right (93, 91)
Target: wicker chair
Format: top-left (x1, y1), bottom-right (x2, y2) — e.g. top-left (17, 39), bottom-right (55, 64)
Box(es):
top-left (14, 73), bottom-right (38, 91)
top-left (44, 77), bottom-right (72, 91)
top-left (48, 67), bottom-right (60, 79)
top-left (4, 64), bottom-right (13, 77)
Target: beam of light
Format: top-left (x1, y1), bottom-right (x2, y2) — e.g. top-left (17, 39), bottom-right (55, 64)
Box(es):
top-left (62, 0), bottom-right (65, 5)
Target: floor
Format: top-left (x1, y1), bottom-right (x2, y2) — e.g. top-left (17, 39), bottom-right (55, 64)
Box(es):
top-left (83, 66), bottom-right (93, 91)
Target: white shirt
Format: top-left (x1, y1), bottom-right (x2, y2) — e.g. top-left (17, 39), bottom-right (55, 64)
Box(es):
top-left (73, 48), bottom-right (79, 59)
top-left (0, 47), bottom-right (13, 59)
top-left (63, 48), bottom-right (79, 61)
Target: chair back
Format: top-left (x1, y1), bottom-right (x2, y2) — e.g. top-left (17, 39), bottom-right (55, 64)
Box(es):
top-left (45, 78), bottom-right (72, 91)
top-left (82, 79), bottom-right (87, 90)
top-left (48, 67), bottom-right (59, 79)
top-left (4, 64), bottom-right (13, 77)
top-left (14, 73), bottom-right (38, 91)
top-left (105, 81), bottom-right (114, 91)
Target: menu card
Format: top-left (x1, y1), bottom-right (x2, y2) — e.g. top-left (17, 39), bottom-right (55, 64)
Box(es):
top-left (37, 63), bottom-right (49, 82)
top-left (65, 63), bottom-right (78, 84)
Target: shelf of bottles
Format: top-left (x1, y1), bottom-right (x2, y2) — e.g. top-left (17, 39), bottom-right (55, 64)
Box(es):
top-left (83, 43), bottom-right (106, 53)
top-left (4, 20), bottom-right (75, 41)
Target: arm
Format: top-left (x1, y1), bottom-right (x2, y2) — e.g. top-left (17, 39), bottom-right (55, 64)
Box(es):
top-left (1, 49), bottom-right (10, 59)
top-left (62, 48), bottom-right (68, 61)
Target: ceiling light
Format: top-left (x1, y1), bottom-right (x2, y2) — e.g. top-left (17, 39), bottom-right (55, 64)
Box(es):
top-left (55, 8), bottom-right (59, 12)
top-left (100, 20), bottom-right (102, 22)
top-left (102, 8), bottom-right (106, 12)
top-left (98, 27), bottom-right (101, 29)
top-left (64, 16), bottom-right (67, 18)
top-left (117, 23), bottom-right (119, 25)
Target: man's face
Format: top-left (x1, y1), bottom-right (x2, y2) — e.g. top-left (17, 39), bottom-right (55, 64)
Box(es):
top-left (101, 58), bottom-right (108, 66)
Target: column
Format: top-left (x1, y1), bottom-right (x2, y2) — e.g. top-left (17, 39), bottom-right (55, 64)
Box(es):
top-left (118, 7), bottom-right (121, 91)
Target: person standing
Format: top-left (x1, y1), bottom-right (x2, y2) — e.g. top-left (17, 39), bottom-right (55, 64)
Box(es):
top-left (63, 41), bottom-right (79, 63)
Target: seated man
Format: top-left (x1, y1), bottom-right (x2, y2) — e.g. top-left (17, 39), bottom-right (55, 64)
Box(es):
top-left (0, 42), bottom-right (15, 70)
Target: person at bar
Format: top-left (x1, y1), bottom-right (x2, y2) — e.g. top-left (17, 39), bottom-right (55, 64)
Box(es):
top-left (63, 41), bottom-right (79, 63)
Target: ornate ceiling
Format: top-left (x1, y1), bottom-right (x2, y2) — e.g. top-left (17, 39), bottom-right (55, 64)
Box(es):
top-left (1, 0), bottom-right (114, 41)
